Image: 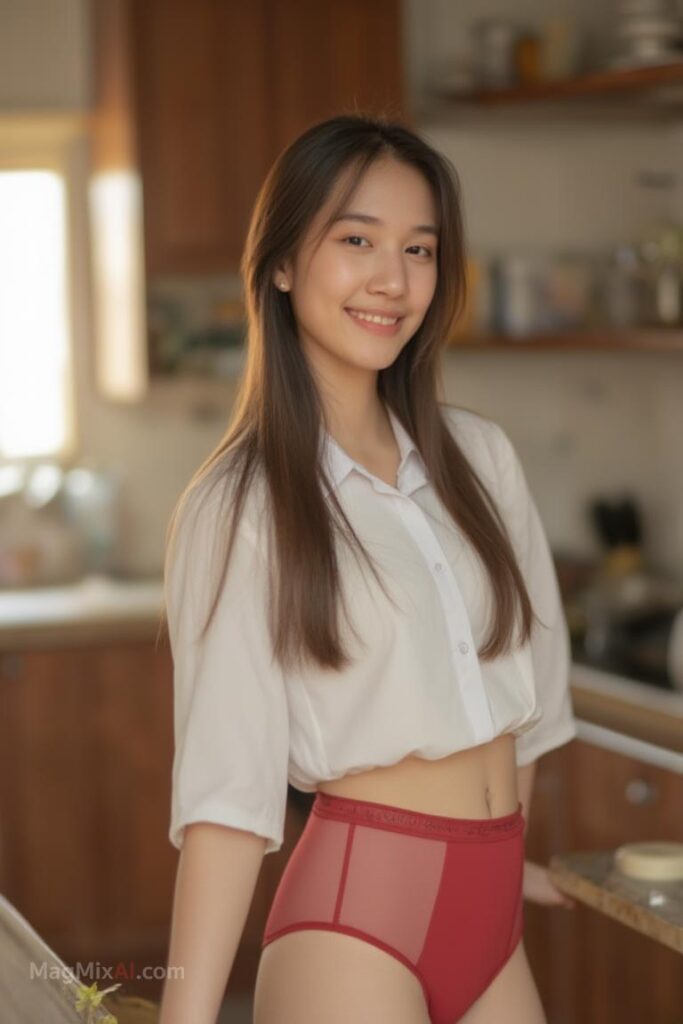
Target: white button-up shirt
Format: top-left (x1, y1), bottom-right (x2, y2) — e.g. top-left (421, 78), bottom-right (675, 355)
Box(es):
top-left (165, 403), bottom-right (578, 854)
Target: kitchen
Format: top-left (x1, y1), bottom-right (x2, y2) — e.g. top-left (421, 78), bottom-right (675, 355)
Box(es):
top-left (0, 1), bottom-right (682, 1022)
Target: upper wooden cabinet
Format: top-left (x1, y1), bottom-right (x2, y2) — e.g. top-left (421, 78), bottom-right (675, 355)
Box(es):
top-left (92, 0), bottom-right (406, 277)
top-left (266, 0), bottom-right (405, 155)
top-left (130, 0), bottom-right (273, 275)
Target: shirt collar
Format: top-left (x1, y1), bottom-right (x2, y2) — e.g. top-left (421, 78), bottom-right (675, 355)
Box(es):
top-left (320, 405), bottom-right (430, 497)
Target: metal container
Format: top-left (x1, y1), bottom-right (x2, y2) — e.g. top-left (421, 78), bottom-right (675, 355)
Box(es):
top-left (471, 18), bottom-right (522, 89)
top-left (491, 253), bottom-right (546, 336)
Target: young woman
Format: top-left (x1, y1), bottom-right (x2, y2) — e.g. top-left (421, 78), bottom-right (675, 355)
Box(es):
top-left (158, 114), bottom-right (577, 1024)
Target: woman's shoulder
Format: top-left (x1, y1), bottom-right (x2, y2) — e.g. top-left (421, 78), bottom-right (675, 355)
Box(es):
top-left (164, 457), bottom-right (270, 621)
top-left (172, 453), bottom-right (269, 555)
top-left (438, 402), bottom-right (513, 471)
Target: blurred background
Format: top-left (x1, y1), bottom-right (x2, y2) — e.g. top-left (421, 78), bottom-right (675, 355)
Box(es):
top-left (1, 1), bottom-right (683, 1021)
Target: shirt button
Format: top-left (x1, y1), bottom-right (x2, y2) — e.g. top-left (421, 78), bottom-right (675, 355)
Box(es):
top-left (458, 641), bottom-right (470, 654)
top-left (433, 562), bottom-right (444, 573)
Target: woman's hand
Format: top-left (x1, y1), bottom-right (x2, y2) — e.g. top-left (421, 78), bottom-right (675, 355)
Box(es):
top-left (523, 859), bottom-right (576, 909)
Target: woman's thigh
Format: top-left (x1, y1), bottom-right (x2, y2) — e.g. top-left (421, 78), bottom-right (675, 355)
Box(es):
top-left (458, 939), bottom-right (547, 1024)
top-left (253, 928), bottom-right (431, 1024)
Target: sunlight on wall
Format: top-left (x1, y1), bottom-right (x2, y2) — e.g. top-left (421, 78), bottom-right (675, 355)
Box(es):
top-left (89, 169), bottom-right (147, 402)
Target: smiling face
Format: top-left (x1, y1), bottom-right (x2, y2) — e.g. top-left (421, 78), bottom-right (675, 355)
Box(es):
top-left (276, 156), bottom-right (439, 382)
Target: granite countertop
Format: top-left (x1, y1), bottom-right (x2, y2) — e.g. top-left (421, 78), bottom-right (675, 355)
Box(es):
top-left (549, 850), bottom-right (683, 954)
top-left (0, 575), bottom-right (682, 765)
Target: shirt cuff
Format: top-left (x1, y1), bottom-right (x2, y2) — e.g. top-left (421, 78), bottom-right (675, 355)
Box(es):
top-left (170, 799), bottom-right (284, 856)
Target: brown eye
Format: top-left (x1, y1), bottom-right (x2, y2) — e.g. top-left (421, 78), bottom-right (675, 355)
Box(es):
top-left (343, 235), bottom-right (370, 247)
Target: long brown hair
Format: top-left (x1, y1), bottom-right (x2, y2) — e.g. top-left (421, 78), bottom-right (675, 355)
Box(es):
top-left (157, 113), bottom-right (536, 673)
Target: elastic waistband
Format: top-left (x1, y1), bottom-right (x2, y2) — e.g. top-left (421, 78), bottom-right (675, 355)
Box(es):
top-left (312, 792), bottom-right (525, 841)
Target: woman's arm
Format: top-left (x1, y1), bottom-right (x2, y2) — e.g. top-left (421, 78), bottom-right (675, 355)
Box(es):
top-left (160, 487), bottom-right (290, 1021)
top-left (158, 823), bottom-right (267, 1024)
top-left (517, 759), bottom-right (575, 910)
top-left (516, 760), bottom-right (536, 836)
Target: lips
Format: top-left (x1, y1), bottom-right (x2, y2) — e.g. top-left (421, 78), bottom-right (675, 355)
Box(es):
top-left (345, 307), bottom-right (405, 321)
top-left (344, 307), bottom-right (404, 335)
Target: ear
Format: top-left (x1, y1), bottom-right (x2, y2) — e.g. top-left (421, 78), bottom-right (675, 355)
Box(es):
top-left (272, 259), bottom-right (292, 291)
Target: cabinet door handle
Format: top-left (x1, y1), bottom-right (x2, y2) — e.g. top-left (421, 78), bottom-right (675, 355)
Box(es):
top-left (624, 778), bottom-right (658, 805)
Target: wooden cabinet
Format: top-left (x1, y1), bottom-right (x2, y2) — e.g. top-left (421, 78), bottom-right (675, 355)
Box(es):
top-left (130, 0), bottom-right (273, 275)
top-left (266, 0), bottom-right (405, 155)
top-left (0, 639), bottom-right (308, 1000)
top-left (0, 643), bottom-right (176, 982)
top-left (93, 0), bottom-right (406, 278)
top-left (525, 739), bottom-right (683, 1024)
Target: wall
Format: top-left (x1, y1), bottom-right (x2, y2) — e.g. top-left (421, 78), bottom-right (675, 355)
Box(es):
top-left (0, 0), bottom-right (91, 109)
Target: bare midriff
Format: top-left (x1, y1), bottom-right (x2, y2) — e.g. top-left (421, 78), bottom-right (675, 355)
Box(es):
top-left (316, 733), bottom-right (518, 821)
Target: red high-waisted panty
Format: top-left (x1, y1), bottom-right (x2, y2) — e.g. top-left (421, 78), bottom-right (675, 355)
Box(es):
top-left (262, 792), bottom-right (526, 1024)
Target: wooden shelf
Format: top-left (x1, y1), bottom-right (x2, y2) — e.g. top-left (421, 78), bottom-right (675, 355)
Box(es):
top-left (420, 61), bottom-right (683, 125)
top-left (446, 328), bottom-right (683, 352)
top-left (441, 61), bottom-right (683, 107)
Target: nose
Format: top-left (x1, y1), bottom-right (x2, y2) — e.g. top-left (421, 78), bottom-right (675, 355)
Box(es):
top-left (366, 251), bottom-right (408, 298)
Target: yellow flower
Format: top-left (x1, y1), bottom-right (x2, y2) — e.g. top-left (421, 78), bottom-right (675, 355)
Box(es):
top-left (74, 980), bottom-right (121, 1019)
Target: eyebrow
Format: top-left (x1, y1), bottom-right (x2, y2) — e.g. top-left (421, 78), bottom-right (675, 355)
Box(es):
top-left (331, 212), bottom-right (439, 238)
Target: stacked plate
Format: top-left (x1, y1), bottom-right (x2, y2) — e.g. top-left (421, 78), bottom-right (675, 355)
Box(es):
top-left (615, 841), bottom-right (683, 881)
top-left (608, 0), bottom-right (683, 68)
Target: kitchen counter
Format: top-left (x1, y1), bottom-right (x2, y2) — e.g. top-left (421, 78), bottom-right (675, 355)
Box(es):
top-left (0, 573), bottom-right (164, 648)
top-left (549, 849), bottom-right (683, 954)
top-left (0, 575), bottom-right (682, 764)
top-left (571, 662), bottom-right (683, 757)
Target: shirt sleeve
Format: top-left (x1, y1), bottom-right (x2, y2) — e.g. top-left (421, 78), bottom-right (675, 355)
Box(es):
top-left (163, 480), bottom-right (289, 854)
top-left (489, 422), bottom-right (578, 767)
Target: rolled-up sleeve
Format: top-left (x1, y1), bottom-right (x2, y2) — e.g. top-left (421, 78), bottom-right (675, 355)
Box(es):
top-left (490, 423), bottom-right (578, 767)
top-left (163, 481), bottom-right (289, 854)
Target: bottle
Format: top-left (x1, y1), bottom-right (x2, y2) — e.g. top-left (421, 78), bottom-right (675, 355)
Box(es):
top-left (652, 225), bottom-right (683, 325)
top-left (601, 244), bottom-right (648, 328)
top-left (491, 253), bottom-right (545, 336)
top-left (634, 170), bottom-right (682, 326)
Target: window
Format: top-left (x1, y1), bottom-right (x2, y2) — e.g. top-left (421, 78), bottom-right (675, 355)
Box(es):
top-left (0, 118), bottom-right (79, 462)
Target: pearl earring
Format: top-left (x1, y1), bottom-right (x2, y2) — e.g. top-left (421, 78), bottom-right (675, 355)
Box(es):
top-left (278, 280), bottom-right (288, 291)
